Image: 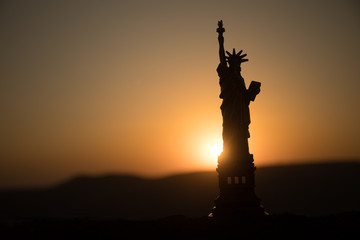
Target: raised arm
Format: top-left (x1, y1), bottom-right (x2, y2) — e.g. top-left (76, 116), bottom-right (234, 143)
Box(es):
top-left (217, 20), bottom-right (226, 67)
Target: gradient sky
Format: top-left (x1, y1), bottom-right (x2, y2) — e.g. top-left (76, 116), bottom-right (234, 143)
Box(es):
top-left (1, 0), bottom-right (359, 188)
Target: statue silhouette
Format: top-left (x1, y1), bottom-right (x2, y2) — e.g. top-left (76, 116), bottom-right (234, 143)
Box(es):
top-left (217, 20), bottom-right (260, 160)
top-left (210, 20), bottom-right (264, 218)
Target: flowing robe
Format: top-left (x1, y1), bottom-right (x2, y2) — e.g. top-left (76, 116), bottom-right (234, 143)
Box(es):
top-left (217, 63), bottom-right (251, 159)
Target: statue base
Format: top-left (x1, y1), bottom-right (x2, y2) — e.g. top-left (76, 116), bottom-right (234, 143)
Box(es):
top-left (209, 195), bottom-right (266, 219)
top-left (209, 153), bottom-right (267, 218)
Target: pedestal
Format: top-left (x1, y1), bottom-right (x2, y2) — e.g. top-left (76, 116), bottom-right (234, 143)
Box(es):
top-left (210, 154), bottom-right (266, 218)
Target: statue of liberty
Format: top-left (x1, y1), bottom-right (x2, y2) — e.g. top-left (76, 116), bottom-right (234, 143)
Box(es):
top-left (216, 20), bottom-right (261, 161)
top-left (211, 20), bottom-right (264, 217)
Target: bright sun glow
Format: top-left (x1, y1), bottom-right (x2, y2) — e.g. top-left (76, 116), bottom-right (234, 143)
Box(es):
top-left (211, 143), bottom-right (223, 158)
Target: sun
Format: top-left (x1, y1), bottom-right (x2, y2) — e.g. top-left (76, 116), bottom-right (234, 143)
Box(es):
top-left (211, 143), bottom-right (223, 158)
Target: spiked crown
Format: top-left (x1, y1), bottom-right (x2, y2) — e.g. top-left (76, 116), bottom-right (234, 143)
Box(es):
top-left (226, 48), bottom-right (248, 65)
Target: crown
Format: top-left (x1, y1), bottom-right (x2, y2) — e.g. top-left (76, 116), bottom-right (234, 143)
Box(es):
top-left (225, 48), bottom-right (248, 64)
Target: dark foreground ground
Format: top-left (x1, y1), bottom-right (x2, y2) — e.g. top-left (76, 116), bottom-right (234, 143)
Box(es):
top-left (1, 212), bottom-right (359, 239)
top-left (1, 162), bottom-right (359, 239)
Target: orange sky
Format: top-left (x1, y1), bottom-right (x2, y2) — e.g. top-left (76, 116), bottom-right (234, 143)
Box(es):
top-left (1, 0), bottom-right (359, 188)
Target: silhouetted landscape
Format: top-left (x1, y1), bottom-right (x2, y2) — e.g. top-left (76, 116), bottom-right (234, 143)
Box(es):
top-left (1, 162), bottom-right (359, 238)
top-left (2, 1), bottom-right (360, 238)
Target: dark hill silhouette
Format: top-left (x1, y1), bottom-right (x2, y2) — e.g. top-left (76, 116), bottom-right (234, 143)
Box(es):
top-left (0, 162), bottom-right (359, 220)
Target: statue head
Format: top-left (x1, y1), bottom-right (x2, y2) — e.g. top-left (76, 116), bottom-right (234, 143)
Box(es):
top-left (226, 48), bottom-right (248, 75)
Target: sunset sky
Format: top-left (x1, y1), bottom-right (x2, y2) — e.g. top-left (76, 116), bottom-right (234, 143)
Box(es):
top-left (1, 0), bottom-right (359, 188)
